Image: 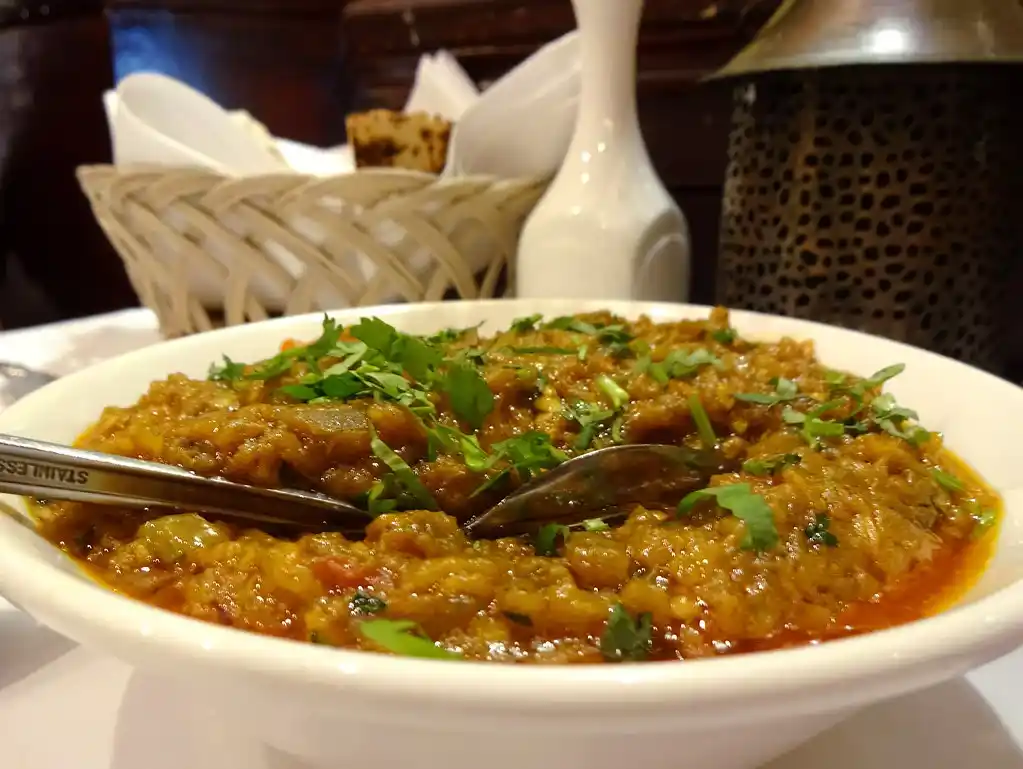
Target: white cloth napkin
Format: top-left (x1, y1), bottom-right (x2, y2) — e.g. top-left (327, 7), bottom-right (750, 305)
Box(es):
top-left (105, 51), bottom-right (481, 177)
top-left (104, 36), bottom-right (579, 180)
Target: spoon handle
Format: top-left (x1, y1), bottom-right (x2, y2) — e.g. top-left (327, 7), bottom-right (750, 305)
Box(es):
top-left (0, 433), bottom-right (369, 531)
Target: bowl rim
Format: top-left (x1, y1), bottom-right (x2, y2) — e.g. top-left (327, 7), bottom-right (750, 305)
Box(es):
top-left (1, 298), bottom-right (1022, 712)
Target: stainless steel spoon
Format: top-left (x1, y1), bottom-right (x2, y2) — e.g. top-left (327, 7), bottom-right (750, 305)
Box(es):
top-left (0, 434), bottom-right (730, 538)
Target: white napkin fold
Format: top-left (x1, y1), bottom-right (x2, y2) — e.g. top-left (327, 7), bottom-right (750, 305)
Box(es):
top-left (106, 50), bottom-right (481, 177)
top-left (105, 38), bottom-right (579, 180)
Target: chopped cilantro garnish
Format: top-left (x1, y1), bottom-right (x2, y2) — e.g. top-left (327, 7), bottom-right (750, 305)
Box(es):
top-left (564, 400), bottom-right (615, 450)
top-left (442, 362), bottom-right (494, 429)
top-left (473, 432), bottom-right (568, 495)
top-left (544, 316), bottom-right (599, 334)
top-left (534, 523), bottom-right (570, 556)
top-left (600, 604), bottom-right (653, 662)
top-left (350, 590), bottom-right (387, 615)
top-left (688, 394), bottom-right (717, 448)
top-left (583, 518), bottom-right (611, 532)
top-left (543, 317), bottom-right (633, 349)
top-left (596, 374), bottom-right (630, 410)
top-left (783, 399), bottom-right (848, 448)
top-left (364, 479), bottom-right (398, 515)
top-left (510, 314), bottom-right (543, 333)
top-left (823, 370), bottom-right (847, 386)
top-left (871, 394), bottom-right (929, 445)
top-left (596, 325), bottom-right (634, 346)
top-left (678, 483), bottom-right (779, 552)
top-left (805, 513), bottom-right (839, 547)
top-left (711, 328), bottom-right (737, 345)
top-left (831, 363), bottom-right (906, 410)
top-left (425, 324), bottom-right (480, 345)
top-left (358, 619), bottom-right (461, 660)
top-left (931, 468), bottom-right (965, 493)
top-left (742, 453), bottom-right (800, 476)
top-left (645, 348), bottom-right (721, 383)
top-left (208, 356), bottom-right (246, 381)
top-left (861, 363), bottom-right (906, 390)
top-left (210, 316), bottom-right (343, 382)
top-left (735, 376), bottom-right (799, 406)
top-left (369, 426), bottom-right (437, 510)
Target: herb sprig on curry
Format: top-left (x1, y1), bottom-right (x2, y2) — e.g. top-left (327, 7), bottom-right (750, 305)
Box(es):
top-left (36, 308), bottom-right (1001, 664)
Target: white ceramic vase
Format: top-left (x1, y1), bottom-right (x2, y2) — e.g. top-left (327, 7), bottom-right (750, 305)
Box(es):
top-left (515, 0), bottom-right (690, 302)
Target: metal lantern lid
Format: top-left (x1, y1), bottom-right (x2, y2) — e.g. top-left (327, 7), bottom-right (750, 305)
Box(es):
top-left (711, 0), bottom-right (1023, 79)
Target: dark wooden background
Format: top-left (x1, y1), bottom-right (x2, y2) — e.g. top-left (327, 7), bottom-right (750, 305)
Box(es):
top-left (0, 0), bottom-right (780, 328)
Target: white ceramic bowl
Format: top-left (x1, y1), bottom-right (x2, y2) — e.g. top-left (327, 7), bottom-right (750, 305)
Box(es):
top-left (1, 300), bottom-right (1022, 769)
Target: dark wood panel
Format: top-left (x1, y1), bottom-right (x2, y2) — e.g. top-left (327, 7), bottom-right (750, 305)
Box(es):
top-left (109, 7), bottom-right (356, 145)
top-left (0, 12), bottom-right (137, 326)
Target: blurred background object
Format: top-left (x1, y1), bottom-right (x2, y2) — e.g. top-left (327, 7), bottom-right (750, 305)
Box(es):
top-left (713, 0), bottom-right (1023, 377)
top-left (0, 0), bottom-right (137, 328)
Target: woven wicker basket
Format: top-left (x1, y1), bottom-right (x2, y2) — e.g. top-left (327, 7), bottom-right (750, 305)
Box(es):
top-left (77, 165), bottom-right (549, 337)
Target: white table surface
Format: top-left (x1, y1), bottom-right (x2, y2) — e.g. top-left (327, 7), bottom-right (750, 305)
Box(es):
top-left (1, 309), bottom-right (1023, 769)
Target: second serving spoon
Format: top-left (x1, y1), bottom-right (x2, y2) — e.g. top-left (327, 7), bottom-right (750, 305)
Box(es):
top-left (0, 433), bottom-right (731, 539)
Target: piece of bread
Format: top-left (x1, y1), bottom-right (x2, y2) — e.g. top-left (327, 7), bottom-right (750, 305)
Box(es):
top-left (346, 109), bottom-right (452, 174)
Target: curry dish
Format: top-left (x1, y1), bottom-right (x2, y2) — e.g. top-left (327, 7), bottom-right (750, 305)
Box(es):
top-left (36, 309), bottom-right (1000, 663)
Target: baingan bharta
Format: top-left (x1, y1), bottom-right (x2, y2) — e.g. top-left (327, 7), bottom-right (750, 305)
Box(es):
top-left (34, 308), bottom-right (999, 663)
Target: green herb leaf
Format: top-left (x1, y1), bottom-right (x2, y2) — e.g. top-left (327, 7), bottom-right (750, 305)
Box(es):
top-left (711, 328), bottom-right (737, 345)
top-left (350, 316), bottom-right (397, 355)
top-left (688, 394), bottom-right (717, 448)
top-left (678, 483), bottom-right (779, 552)
top-left (932, 468), bottom-right (965, 493)
top-left (369, 426), bottom-right (438, 510)
top-left (365, 479), bottom-right (398, 515)
top-left (805, 513), bottom-right (839, 547)
top-left (473, 432), bottom-right (568, 495)
top-left (544, 316), bottom-right (599, 334)
top-left (862, 363), bottom-right (906, 390)
top-left (350, 590), bottom-right (388, 615)
top-left (534, 523), bottom-right (570, 556)
top-left (583, 518), bottom-right (611, 532)
top-left (510, 314), bottom-right (543, 333)
top-left (209, 356), bottom-right (247, 381)
top-left (600, 604), bottom-right (653, 663)
top-left (823, 370), bottom-right (847, 386)
top-left (742, 453), bottom-right (801, 476)
top-left (211, 316), bottom-right (343, 383)
top-left (801, 416), bottom-right (847, 447)
top-left (659, 348), bottom-right (721, 380)
top-left (871, 393), bottom-right (930, 446)
top-left (563, 400), bottom-right (615, 450)
top-left (443, 363), bottom-right (495, 429)
top-left (425, 325), bottom-right (481, 345)
top-left (278, 384), bottom-right (322, 401)
top-left (358, 619), bottom-right (461, 660)
top-left (596, 324), bottom-right (634, 346)
top-left (736, 377), bottom-right (799, 406)
top-left (596, 374), bottom-right (630, 410)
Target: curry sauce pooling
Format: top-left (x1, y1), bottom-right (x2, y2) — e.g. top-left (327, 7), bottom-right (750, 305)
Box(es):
top-left (36, 308), bottom-right (1000, 663)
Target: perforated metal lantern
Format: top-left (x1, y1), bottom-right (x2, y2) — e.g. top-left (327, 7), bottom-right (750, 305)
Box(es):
top-left (715, 64), bottom-right (1023, 375)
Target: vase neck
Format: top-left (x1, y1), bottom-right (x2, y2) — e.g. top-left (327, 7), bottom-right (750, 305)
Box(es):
top-left (573, 0), bottom-right (642, 130)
